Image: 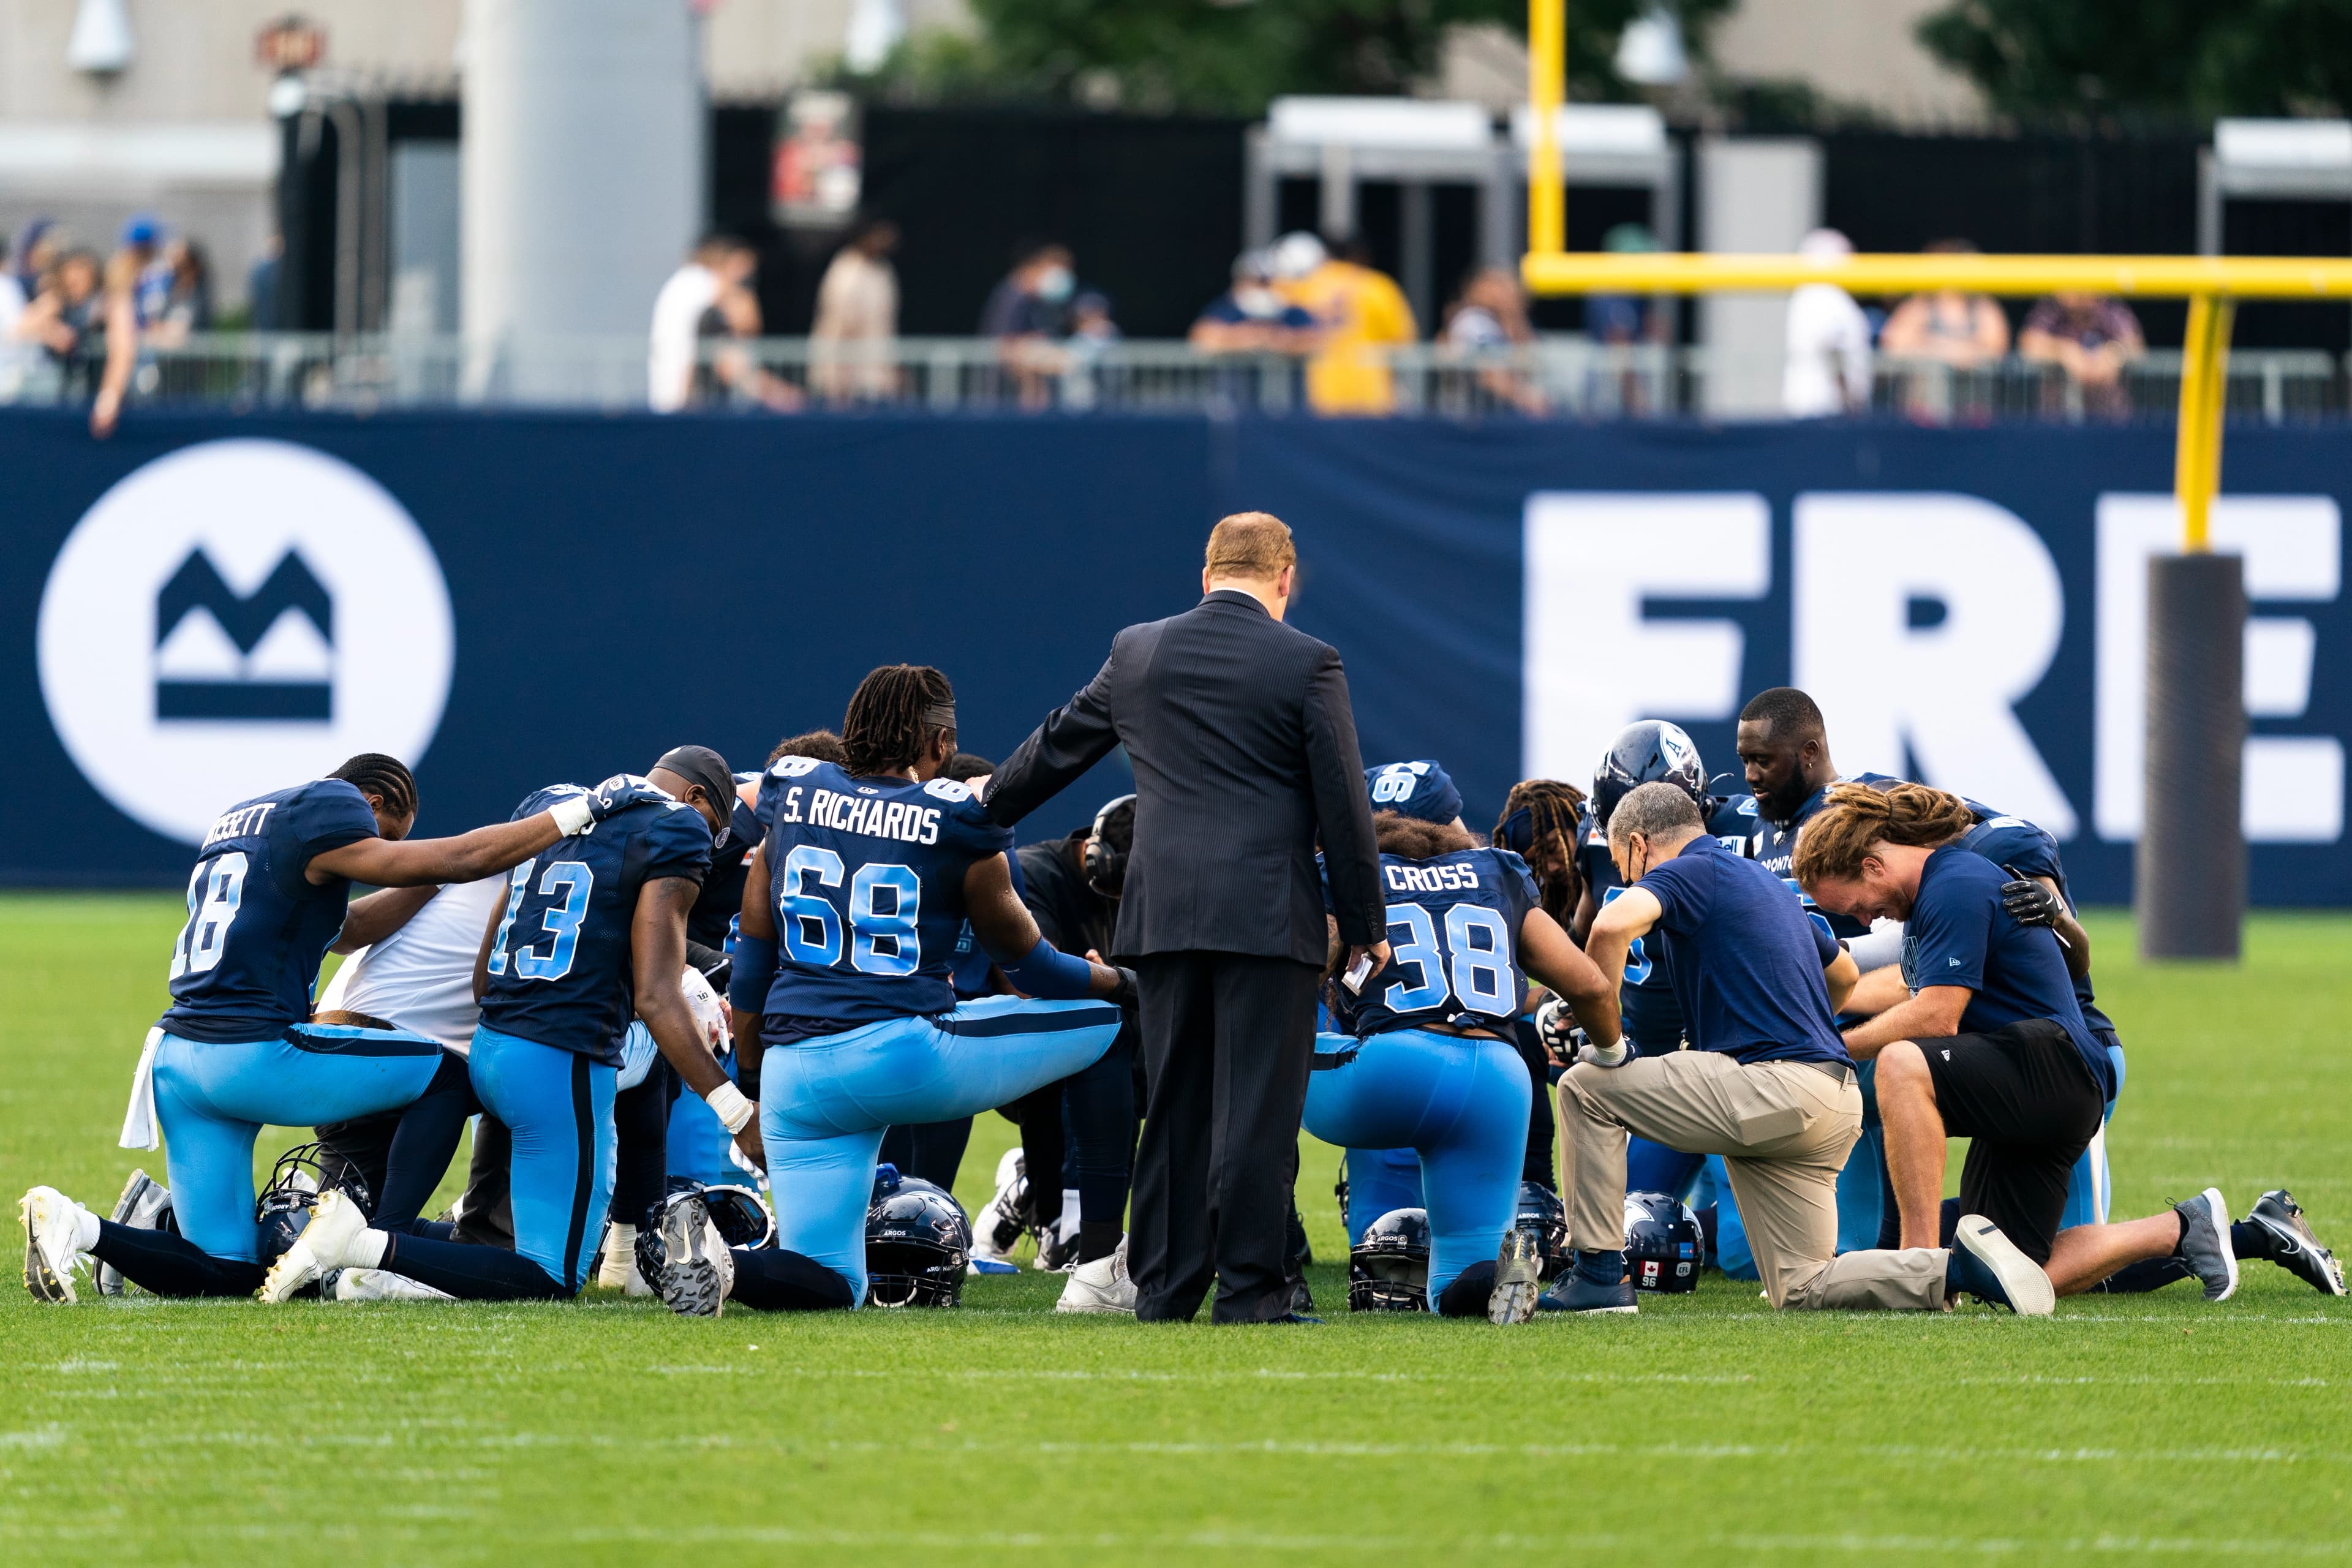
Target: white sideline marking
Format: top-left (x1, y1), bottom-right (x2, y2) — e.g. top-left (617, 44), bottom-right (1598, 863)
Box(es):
top-left (557, 1523), bottom-right (2352, 1557)
top-left (0, 1426), bottom-right (68, 1449)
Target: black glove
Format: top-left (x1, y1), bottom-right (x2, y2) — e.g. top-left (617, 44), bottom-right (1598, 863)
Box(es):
top-left (2000, 877), bottom-right (2064, 929)
top-left (1110, 966), bottom-right (1140, 1011)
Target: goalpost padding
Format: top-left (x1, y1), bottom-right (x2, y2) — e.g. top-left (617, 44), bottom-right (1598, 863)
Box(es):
top-left (2138, 552), bottom-right (2247, 960)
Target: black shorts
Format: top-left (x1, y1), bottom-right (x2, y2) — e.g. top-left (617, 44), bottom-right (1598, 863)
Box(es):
top-left (1921, 1018), bottom-right (2104, 1265)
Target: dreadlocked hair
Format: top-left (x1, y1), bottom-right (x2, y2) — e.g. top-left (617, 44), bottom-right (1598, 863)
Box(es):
top-left (841, 665), bottom-right (955, 778)
top-left (1494, 778), bottom-right (1587, 921)
top-left (330, 753), bottom-right (416, 818)
top-left (1792, 781), bottom-right (1974, 890)
top-left (1374, 809), bottom-right (1477, 861)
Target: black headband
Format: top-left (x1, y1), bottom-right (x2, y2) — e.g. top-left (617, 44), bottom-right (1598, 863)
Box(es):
top-left (922, 703), bottom-right (958, 731)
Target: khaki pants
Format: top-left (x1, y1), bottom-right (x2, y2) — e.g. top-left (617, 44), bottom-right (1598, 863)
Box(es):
top-left (1558, 1051), bottom-right (1947, 1311)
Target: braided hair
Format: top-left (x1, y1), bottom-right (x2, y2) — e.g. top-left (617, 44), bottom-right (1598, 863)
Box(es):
top-left (1493, 778), bottom-right (1588, 921)
top-left (1792, 781), bottom-right (1973, 890)
top-left (329, 753), bottom-right (416, 820)
top-left (840, 665), bottom-right (956, 778)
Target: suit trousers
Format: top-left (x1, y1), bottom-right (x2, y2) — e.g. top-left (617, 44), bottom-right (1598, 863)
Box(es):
top-left (1558, 1051), bottom-right (1948, 1311)
top-left (1131, 951), bottom-right (1321, 1323)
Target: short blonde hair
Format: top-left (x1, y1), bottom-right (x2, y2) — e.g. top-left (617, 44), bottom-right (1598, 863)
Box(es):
top-left (1205, 511), bottom-right (1297, 580)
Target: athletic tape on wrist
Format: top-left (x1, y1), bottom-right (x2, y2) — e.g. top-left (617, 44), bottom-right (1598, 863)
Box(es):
top-left (706, 1080), bottom-right (755, 1134)
top-left (549, 794), bottom-right (596, 837)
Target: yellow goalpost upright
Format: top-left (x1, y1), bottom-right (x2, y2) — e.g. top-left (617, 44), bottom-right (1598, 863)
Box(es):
top-left (1516, 0), bottom-right (2352, 953)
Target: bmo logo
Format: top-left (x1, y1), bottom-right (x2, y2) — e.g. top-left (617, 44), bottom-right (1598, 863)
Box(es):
top-left (37, 439), bottom-right (454, 844)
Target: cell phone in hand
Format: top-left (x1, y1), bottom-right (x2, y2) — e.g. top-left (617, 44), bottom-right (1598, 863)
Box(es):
top-left (1341, 954), bottom-right (1373, 995)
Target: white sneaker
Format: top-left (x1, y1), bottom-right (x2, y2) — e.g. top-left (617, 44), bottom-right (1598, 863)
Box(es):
top-left (96, 1169), bottom-right (170, 1298)
top-left (1953, 1213), bottom-right (2056, 1317)
top-left (20, 1186), bottom-right (91, 1305)
top-left (329, 1268), bottom-right (454, 1302)
top-left (1055, 1237), bottom-right (1136, 1314)
top-left (259, 1188), bottom-right (370, 1303)
top-left (968, 1177), bottom-right (1026, 1273)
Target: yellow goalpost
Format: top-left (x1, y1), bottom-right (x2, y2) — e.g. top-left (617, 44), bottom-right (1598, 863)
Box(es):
top-left (1517, 0), bottom-right (2352, 553)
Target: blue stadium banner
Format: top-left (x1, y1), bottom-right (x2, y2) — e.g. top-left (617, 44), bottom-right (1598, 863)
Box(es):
top-left (1, 410), bottom-right (2342, 904)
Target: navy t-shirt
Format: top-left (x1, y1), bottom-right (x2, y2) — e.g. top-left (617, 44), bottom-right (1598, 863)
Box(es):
top-left (158, 778), bottom-right (381, 1044)
top-left (478, 785), bottom-right (714, 1065)
top-left (1956, 810), bottom-right (2116, 1037)
top-left (1579, 793), bottom-right (1756, 1050)
top-left (1900, 843), bottom-right (2113, 1099)
top-left (758, 760), bottom-right (1014, 1033)
top-left (1325, 846), bottom-right (1540, 1038)
top-left (1635, 835), bottom-right (1852, 1068)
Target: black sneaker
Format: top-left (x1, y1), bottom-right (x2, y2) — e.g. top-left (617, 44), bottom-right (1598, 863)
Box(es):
top-left (1289, 1275), bottom-right (1316, 1315)
top-left (1532, 1273), bottom-right (1638, 1315)
top-left (2244, 1189), bottom-right (2346, 1297)
top-left (2173, 1188), bottom-right (2238, 1303)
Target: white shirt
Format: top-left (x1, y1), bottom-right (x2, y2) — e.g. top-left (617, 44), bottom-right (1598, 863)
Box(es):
top-left (1784, 282), bottom-right (1872, 418)
top-left (647, 263), bottom-right (722, 412)
top-left (317, 878), bottom-right (506, 1052)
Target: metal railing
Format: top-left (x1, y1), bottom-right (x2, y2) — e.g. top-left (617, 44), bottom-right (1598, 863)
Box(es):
top-left (4, 333), bottom-right (2346, 423)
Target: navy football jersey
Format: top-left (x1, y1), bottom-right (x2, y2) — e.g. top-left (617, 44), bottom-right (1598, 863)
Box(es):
top-left (1326, 847), bottom-right (1540, 1038)
top-left (157, 778), bottom-right (381, 1044)
top-left (1958, 809), bottom-right (2116, 1036)
top-left (1578, 794), bottom-right (1757, 1049)
top-left (478, 785), bottom-right (714, 1065)
top-left (758, 760), bottom-right (1014, 1031)
top-left (687, 795), bottom-right (763, 950)
top-left (1751, 774), bottom-right (1899, 942)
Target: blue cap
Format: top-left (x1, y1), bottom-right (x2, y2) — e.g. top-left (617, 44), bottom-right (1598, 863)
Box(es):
top-left (121, 213), bottom-right (162, 247)
top-left (1365, 760), bottom-right (1463, 826)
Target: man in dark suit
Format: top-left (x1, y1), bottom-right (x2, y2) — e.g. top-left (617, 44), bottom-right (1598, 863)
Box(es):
top-left (984, 513), bottom-right (1390, 1322)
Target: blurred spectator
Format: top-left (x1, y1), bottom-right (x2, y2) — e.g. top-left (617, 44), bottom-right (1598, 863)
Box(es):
top-left (1277, 232), bottom-right (1416, 416)
top-left (1191, 250), bottom-right (1319, 354)
top-left (90, 248), bottom-right (141, 437)
top-left (247, 233), bottom-right (284, 331)
top-left (10, 217), bottom-right (57, 300)
top-left (1069, 290), bottom-right (1118, 347)
top-left (148, 239), bottom-right (214, 349)
top-left (2019, 290), bottom-right (2144, 418)
top-left (20, 249), bottom-right (105, 401)
top-left (0, 231), bottom-right (26, 401)
top-left (1879, 239), bottom-right (2008, 367)
top-left (1581, 223), bottom-right (1672, 415)
top-left (1061, 292), bottom-right (1120, 409)
top-left (810, 217), bottom-right (900, 403)
top-left (1783, 227), bottom-right (1872, 418)
top-left (649, 234), bottom-right (797, 412)
top-left (982, 239), bottom-right (1076, 408)
top-left (121, 214), bottom-right (172, 332)
top-left (1441, 265), bottom-right (1547, 415)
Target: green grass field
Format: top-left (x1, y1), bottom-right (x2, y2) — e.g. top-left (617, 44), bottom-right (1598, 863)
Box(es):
top-left (1, 894), bottom-right (2346, 1564)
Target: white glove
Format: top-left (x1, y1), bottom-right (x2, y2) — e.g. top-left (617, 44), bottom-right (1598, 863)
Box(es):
top-left (1577, 1036), bottom-right (1632, 1069)
top-left (1534, 996), bottom-right (1580, 1057)
top-left (679, 964), bottom-right (731, 1058)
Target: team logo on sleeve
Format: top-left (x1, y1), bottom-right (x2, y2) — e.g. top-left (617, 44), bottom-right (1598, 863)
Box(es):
top-left (37, 439), bottom-right (454, 844)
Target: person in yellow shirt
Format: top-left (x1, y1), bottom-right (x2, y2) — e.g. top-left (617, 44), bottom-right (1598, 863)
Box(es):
top-left (1273, 233), bottom-right (1418, 415)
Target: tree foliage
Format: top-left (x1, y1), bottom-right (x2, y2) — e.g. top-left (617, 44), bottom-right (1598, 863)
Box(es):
top-left (1917, 0), bottom-right (2352, 122)
top-left (857, 0), bottom-right (1737, 117)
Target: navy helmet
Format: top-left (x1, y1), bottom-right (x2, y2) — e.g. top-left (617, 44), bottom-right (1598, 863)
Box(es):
top-left (1348, 1207), bottom-right (1431, 1312)
top-left (865, 1167), bottom-right (972, 1307)
top-left (1623, 1189), bottom-right (1704, 1294)
top-left (1592, 721), bottom-right (1709, 831)
top-left (1366, 760), bottom-right (1463, 826)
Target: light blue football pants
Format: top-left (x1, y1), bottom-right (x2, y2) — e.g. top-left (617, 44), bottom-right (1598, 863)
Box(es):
top-left (154, 1023), bottom-right (442, 1261)
top-left (1306, 1029), bottom-right (1530, 1302)
top-left (760, 996), bottom-right (1122, 1305)
top-left (469, 1024), bottom-right (617, 1292)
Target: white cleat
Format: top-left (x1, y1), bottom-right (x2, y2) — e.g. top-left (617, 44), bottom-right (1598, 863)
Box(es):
top-left (968, 1176), bottom-right (1027, 1274)
top-left (654, 1193), bottom-right (734, 1319)
top-left (328, 1268), bottom-right (454, 1302)
top-left (1954, 1213), bottom-right (2056, 1317)
top-left (1488, 1227), bottom-right (1544, 1325)
top-left (97, 1169), bottom-right (170, 1298)
top-left (258, 1188), bottom-right (369, 1303)
top-left (21, 1186), bottom-right (91, 1305)
top-left (1055, 1237), bottom-right (1137, 1315)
